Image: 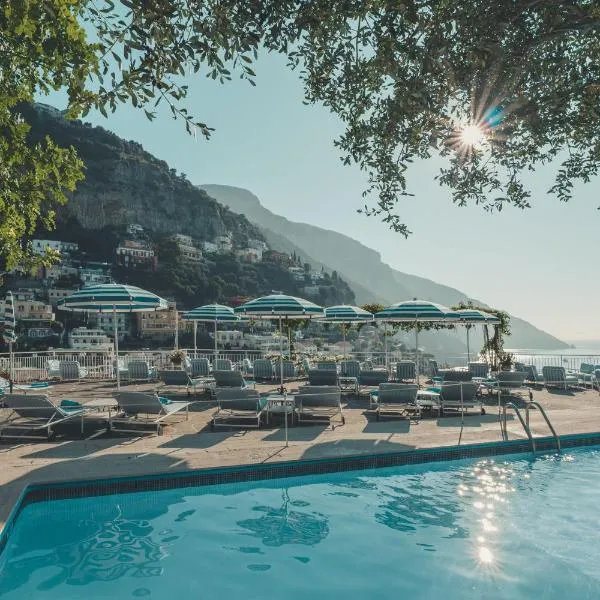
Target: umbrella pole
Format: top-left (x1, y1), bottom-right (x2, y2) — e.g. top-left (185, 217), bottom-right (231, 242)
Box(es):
top-left (415, 322), bottom-right (419, 384)
top-left (113, 306), bottom-right (120, 391)
top-left (279, 316), bottom-right (284, 392)
top-left (214, 320), bottom-right (218, 366)
top-left (466, 326), bottom-right (471, 365)
top-left (174, 307), bottom-right (179, 350)
top-left (9, 341), bottom-right (13, 391)
top-left (193, 321), bottom-right (197, 357)
top-left (384, 324), bottom-right (388, 373)
top-left (342, 324), bottom-right (346, 359)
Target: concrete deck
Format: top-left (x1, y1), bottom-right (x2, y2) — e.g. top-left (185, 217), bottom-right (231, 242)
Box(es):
top-left (1, 380), bottom-right (599, 531)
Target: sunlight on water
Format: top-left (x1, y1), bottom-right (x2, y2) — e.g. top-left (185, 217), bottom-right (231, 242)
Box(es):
top-left (1, 449), bottom-right (599, 599)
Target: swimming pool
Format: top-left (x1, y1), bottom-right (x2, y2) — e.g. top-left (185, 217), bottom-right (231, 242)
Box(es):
top-left (1, 447), bottom-right (599, 599)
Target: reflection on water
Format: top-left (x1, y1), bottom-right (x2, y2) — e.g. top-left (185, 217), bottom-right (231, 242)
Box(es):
top-left (0, 508), bottom-right (168, 594)
top-left (237, 489), bottom-right (329, 547)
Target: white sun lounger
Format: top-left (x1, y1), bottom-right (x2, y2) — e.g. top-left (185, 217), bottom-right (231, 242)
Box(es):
top-left (111, 391), bottom-right (193, 435)
top-left (1, 393), bottom-right (85, 440)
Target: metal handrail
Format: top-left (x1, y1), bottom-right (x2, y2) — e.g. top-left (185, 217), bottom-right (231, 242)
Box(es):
top-left (502, 402), bottom-right (535, 452)
top-left (526, 401), bottom-right (561, 452)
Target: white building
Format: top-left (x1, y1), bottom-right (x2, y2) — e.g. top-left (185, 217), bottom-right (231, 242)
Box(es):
top-left (32, 239), bottom-right (78, 256)
top-left (171, 234), bottom-right (203, 263)
top-left (115, 240), bottom-right (156, 270)
top-left (68, 327), bottom-right (113, 351)
top-left (48, 288), bottom-right (78, 305)
top-left (302, 285), bottom-right (320, 296)
top-left (215, 330), bottom-right (243, 347)
top-left (44, 264), bottom-right (80, 283)
top-left (79, 266), bottom-right (112, 285)
top-left (91, 313), bottom-right (130, 341)
top-left (288, 266), bottom-right (305, 281)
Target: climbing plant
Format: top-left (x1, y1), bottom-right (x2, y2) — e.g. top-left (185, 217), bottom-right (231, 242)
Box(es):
top-left (452, 302), bottom-right (512, 370)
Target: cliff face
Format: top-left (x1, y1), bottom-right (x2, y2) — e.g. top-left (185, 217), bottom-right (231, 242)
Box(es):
top-left (24, 104), bottom-right (261, 244)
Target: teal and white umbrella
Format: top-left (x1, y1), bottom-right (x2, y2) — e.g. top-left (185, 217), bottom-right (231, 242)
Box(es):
top-left (454, 308), bottom-right (500, 364)
top-left (182, 304), bottom-right (239, 359)
top-left (3, 291), bottom-right (17, 386)
top-left (375, 300), bottom-right (458, 379)
top-left (235, 295), bottom-right (324, 389)
top-left (57, 284), bottom-right (169, 389)
top-left (322, 305), bottom-right (373, 358)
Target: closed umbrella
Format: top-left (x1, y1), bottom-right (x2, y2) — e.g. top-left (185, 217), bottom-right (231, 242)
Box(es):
top-left (321, 305), bottom-right (373, 358)
top-left (57, 284), bottom-right (169, 389)
top-left (182, 304), bottom-right (240, 362)
top-left (375, 300), bottom-right (459, 380)
top-left (235, 294), bottom-right (324, 391)
top-left (3, 291), bottom-right (17, 389)
top-left (453, 309), bottom-right (500, 364)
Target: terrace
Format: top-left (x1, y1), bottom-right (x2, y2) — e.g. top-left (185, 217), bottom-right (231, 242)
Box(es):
top-left (1, 377), bottom-right (599, 533)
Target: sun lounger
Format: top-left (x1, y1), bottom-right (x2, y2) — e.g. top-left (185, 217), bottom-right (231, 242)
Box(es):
top-left (575, 363), bottom-right (596, 387)
top-left (59, 361), bottom-right (88, 381)
top-left (295, 385), bottom-right (344, 429)
top-left (436, 369), bottom-right (473, 382)
top-left (158, 370), bottom-right (208, 395)
top-left (214, 359), bottom-right (233, 371)
top-left (112, 358), bottom-right (129, 379)
top-left (211, 388), bottom-right (268, 429)
top-left (307, 368), bottom-right (338, 386)
top-left (111, 391), bottom-right (193, 434)
top-left (523, 365), bottom-right (544, 385)
top-left (188, 358), bottom-right (211, 378)
top-left (126, 360), bottom-right (156, 382)
top-left (372, 383), bottom-right (420, 421)
top-left (358, 370), bottom-right (389, 394)
top-left (483, 371), bottom-right (530, 400)
top-left (439, 382), bottom-right (482, 414)
top-left (46, 359), bottom-right (61, 379)
top-left (253, 359), bottom-right (275, 381)
top-left (396, 361), bottom-right (416, 382)
top-left (1, 393), bottom-right (85, 440)
top-left (468, 362), bottom-right (489, 379)
top-left (542, 366), bottom-right (578, 390)
top-left (341, 360), bottom-right (360, 378)
top-left (213, 369), bottom-right (249, 388)
top-left (274, 360), bottom-right (296, 380)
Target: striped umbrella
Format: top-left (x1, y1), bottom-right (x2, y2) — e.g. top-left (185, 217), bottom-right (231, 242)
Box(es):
top-left (454, 309), bottom-right (500, 364)
top-left (322, 305), bottom-right (373, 358)
top-left (235, 295), bottom-right (324, 389)
top-left (3, 291), bottom-right (17, 385)
top-left (183, 304), bottom-right (240, 359)
top-left (375, 300), bottom-right (459, 379)
top-left (57, 284), bottom-right (169, 389)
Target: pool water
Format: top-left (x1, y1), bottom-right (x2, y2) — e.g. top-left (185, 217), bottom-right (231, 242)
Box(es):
top-left (1, 448), bottom-right (599, 599)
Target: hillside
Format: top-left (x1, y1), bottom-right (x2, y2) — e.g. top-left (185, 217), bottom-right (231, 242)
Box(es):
top-left (22, 105), bottom-right (355, 309)
top-left (201, 184), bottom-right (568, 352)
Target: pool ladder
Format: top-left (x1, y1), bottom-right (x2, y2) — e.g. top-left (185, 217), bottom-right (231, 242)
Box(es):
top-left (501, 401), bottom-right (560, 454)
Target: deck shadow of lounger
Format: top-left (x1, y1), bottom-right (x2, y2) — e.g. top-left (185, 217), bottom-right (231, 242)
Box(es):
top-left (436, 414), bottom-right (513, 428)
top-left (361, 420), bottom-right (411, 434)
top-left (22, 435), bottom-right (126, 460)
top-left (262, 425), bottom-right (328, 443)
top-left (159, 430), bottom-right (242, 449)
top-left (301, 438), bottom-right (416, 460)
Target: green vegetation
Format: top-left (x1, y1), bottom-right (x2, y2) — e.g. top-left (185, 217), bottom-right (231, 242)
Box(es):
top-left (2, 1), bottom-right (599, 269)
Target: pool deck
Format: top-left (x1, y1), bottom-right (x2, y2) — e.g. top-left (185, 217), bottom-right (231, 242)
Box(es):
top-left (1, 380), bottom-right (599, 531)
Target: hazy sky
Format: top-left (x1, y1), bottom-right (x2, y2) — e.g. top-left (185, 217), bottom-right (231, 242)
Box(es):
top-left (47, 52), bottom-right (599, 342)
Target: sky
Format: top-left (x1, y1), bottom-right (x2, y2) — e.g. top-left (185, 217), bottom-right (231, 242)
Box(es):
top-left (45, 52), bottom-right (599, 343)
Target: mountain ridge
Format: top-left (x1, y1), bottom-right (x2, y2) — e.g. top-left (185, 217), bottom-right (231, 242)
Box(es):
top-left (200, 184), bottom-right (568, 351)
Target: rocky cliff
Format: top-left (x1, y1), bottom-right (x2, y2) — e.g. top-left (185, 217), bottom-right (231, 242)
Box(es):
top-left (24, 104), bottom-right (261, 245)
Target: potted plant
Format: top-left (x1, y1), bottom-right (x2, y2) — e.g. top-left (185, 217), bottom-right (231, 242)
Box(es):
top-left (168, 349), bottom-right (187, 369)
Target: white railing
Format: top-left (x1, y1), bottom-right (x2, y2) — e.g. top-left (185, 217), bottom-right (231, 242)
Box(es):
top-left (0, 348), bottom-right (439, 383)
top-left (510, 352), bottom-right (600, 372)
